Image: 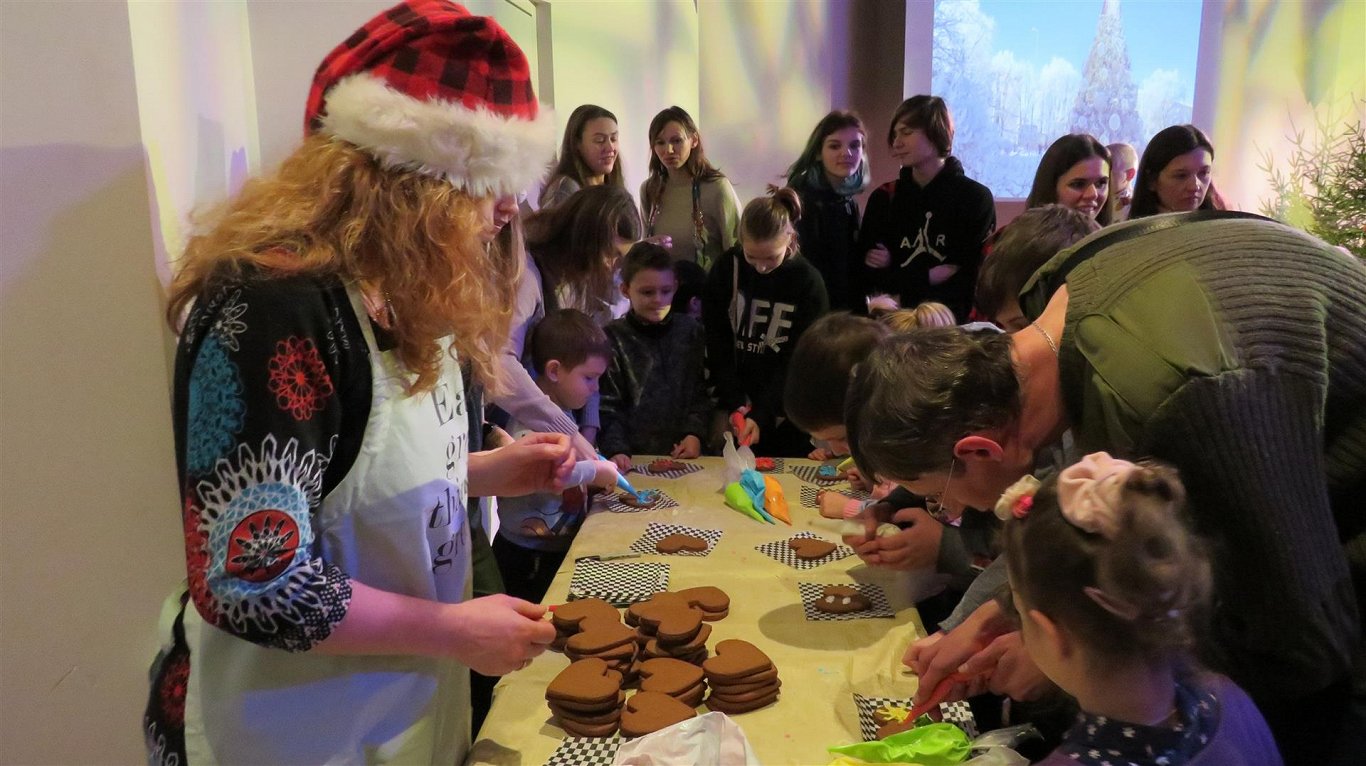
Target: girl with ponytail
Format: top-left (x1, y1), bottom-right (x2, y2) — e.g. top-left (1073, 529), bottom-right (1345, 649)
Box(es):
top-left (701, 187), bottom-right (830, 457)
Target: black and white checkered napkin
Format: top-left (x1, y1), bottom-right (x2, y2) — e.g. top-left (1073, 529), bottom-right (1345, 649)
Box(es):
top-left (755, 531), bottom-right (854, 570)
top-left (602, 489), bottom-right (681, 513)
top-left (630, 460), bottom-right (704, 479)
top-left (792, 463), bottom-right (845, 486)
top-left (798, 485), bottom-right (872, 509)
top-left (567, 559), bottom-right (670, 606)
top-left (543, 734), bottom-right (623, 766)
top-left (628, 522), bottom-right (723, 557)
top-left (797, 582), bottom-right (895, 621)
top-left (852, 694), bottom-right (979, 741)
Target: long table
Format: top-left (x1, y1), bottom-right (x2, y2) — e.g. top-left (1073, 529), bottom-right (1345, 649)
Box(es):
top-left (467, 457), bottom-right (941, 765)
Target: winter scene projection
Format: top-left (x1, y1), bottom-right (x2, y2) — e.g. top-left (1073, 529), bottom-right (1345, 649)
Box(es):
top-left (933, 0), bottom-right (1202, 198)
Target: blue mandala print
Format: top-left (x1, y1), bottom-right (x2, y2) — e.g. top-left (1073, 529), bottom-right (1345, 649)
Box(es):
top-left (195, 435), bottom-right (349, 650)
top-left (205, 481), bottom-right (313, 603)
top-left (186, 336), bottom-right (245, 475)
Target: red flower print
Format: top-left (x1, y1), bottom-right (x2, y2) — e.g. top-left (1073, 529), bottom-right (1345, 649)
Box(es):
top-left (182, 496), bottom-right (217, 624)
top-left (157, 651), bottom-right (190, 727)
top-left (268, 337), bottom-right (335, 420)
top-left (225, 510), bottom-right (299, 582)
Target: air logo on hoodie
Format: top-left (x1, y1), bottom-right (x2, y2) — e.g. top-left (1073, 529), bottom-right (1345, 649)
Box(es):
top-left (732, 294), bottom-right (794, 353)
top-left (898, 211), bottom-right (947, 267)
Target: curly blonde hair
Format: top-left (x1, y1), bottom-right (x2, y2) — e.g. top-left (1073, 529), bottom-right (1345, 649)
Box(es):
top-left (167, 134), bottom-right (519, 395)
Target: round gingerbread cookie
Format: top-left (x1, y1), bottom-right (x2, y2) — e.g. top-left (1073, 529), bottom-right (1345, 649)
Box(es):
top-left (619, 489), bottom-right (661, 508)
top-left (813, 585), bottom-right (871, 614)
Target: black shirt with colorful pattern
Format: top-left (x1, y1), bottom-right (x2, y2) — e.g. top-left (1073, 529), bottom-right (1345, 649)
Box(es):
top-left (145, 272), bottom-right (374, 761)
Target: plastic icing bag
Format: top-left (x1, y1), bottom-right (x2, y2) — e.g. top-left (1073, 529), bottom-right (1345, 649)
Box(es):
top-left (827, 723), bottom-right (970, 764)
top-left (762, 475), bottom-right (790, 524)
top-left (724, 482), bottom-right (767, 523)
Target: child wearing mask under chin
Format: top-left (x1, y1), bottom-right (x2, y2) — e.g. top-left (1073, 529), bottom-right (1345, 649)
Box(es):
top-left (1001, 453), bottom-right (1282, 766)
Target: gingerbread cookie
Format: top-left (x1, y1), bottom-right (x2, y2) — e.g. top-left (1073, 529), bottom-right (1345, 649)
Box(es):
top-left (644, 622), bottom-right (711, 658)
top-left (876, 715), bottom-right (920, 740)
top-left (655, 533), bottom-right (709, 554)
top-left (788, 537), bottom-right (838, 560)
top-left (566, 617), bottom-right (638, 659)
top-left (814, 585), bottom-right (871, 614)
top-left (620, 691), bottom-right (697, 738)
top-left (636, 658), bottom-right (704, 698)
top-left (674, 586), bottom-right (729, 620)
top-left (872, 703), bottom-right (913, 727)
top-left (647, 458), bottom-right (687, 473)
top-left (816, 464), bottom-right (842, 482)
top-left (702, 639), bottom-right (775, 682)
top-left (754, 457), bottom-right (776, 471)
top-left (619, 490), bottom-right (660, 508)
top-left (547, 658), bottom-right (624, 705)
top-left (705, 689), bottom-right (780, 714)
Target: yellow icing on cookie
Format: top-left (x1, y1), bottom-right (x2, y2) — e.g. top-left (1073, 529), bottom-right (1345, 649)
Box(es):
top-left (875, 704), bottom-right (911, 723)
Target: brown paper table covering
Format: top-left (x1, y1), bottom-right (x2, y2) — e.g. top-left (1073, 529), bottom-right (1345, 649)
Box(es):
top-left (467, 457), bottom-right (943, 766)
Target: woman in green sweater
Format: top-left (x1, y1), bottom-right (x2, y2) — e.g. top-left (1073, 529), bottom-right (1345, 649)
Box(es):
top-left (640, 106), bottom-right (740, 270)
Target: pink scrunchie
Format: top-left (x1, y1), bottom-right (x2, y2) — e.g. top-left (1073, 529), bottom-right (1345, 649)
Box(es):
top-left (1057, 451), bottom-right (1137, 539)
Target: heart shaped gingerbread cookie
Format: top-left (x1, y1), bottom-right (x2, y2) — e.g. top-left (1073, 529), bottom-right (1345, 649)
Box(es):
top-left (788, 537), bottom-right (838, 560)
top-left (702, 639), bottom-right (774, 682)
top-left (546, 658), bottom-right (624, 705)
top-left (636, 658), bottom-right (704, 697)
top-left (620, 691), bottom-right (697, 738)
top-left (566, 617), bottom-right (639, 657)
top-left (655, 533), bottom-right (709, 554)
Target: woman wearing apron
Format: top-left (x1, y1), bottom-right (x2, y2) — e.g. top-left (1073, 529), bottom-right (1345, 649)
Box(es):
top-left (143, 3), bottom-right (568, 763)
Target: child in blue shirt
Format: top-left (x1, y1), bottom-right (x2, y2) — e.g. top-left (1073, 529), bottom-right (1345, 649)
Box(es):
top-left (492, 309), bottom-right (619, 604)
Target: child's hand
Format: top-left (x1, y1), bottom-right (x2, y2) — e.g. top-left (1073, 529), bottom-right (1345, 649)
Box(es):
top-left (845, 466), bottom-right (873, 492)
top-left (672, 435), bottom-right (702, 459)
top-left (591, 460), bottom-right (621, 489)
top-left (808, 446), bottom-right (835, 461)
top-left (819, 490), bottom-right (854, 520)
top-left (865, 244), bottom-right (891, 269)
top-left (866, 293), bottom-right (899, 313)
top-left (732, 417), bottom-right (760, 446)
top-left (860, 507), bottom-right (943, 570)
top-left (610, 454), bottom-right (633, 474)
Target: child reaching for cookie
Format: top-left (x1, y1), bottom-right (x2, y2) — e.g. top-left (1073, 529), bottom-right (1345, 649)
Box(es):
top-left (1001, 453), bottom-right (1281, 765)
top-left (599, 243), bottom-right (712, 472)
top-left (493, 310), bottom-right (621, 604)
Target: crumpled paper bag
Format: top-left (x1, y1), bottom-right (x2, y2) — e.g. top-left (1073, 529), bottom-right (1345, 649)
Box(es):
top-left (611, 711), bottom-right (761, 765)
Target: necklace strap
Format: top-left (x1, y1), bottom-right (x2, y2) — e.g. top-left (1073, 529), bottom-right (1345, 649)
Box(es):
top-left (1031, 320), bottom-right (1058, 355)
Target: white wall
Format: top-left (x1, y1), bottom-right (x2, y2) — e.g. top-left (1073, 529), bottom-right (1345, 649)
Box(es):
top-left (0, 2), bottom-right (183, 762)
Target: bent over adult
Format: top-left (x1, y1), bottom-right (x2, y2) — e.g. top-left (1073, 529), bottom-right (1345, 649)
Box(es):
top-left (848, 210), bottom-right (1366, 764)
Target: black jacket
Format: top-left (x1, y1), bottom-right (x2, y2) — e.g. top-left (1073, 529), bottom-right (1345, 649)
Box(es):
top-left (794, 181), bottom-right (861, 311)
top-left (855, 157), bottom-right (995, 321)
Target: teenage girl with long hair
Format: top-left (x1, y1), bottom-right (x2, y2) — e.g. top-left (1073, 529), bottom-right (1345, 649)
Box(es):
top-left (539, 104), bottom-right (623, 209)
top-left (785, 110), bottom-right (872, 310)
top-left (640, 105), bottom-right (740, 270)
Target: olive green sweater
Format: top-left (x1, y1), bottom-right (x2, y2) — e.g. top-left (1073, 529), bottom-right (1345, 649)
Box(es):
top-left (1021, 213), bottom-right (1366, 702)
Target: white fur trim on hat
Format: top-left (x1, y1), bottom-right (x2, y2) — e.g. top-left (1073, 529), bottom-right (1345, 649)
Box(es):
top-left (320, 73), bottom-right (555, 197)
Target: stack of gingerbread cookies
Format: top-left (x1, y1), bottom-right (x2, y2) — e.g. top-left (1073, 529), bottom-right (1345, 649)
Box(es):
top-left (626, 587), bottom-right (729, 666)
top-left (545, 658), bottom-right (626, 738)
top-left (564, 617), bottom-right (638, 683)
top-left (702, 639), bottom-right (781, 714)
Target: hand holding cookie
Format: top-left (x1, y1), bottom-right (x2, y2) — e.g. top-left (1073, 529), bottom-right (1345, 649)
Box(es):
top-left (445, 594), bottom-right (557, 676)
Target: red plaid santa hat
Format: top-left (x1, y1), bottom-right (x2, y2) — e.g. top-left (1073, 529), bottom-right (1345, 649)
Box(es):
top-left (304, 0), bottom-right (554, 197)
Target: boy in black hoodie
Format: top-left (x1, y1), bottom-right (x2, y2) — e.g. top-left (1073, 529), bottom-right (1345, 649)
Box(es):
top-left (703, 187), bottom-right (830, 457)
top-left (857, 95), bottom-right (995, 322)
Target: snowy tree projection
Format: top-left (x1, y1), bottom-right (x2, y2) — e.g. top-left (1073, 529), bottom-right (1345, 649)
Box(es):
top-left (932, 0), bottom-right (1199, 198)
top-left (1068, 0), bottom-right (1144, 144)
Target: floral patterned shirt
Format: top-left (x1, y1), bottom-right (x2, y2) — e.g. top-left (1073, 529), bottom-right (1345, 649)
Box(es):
top-left (172, 273), bottom-right (372, 651)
